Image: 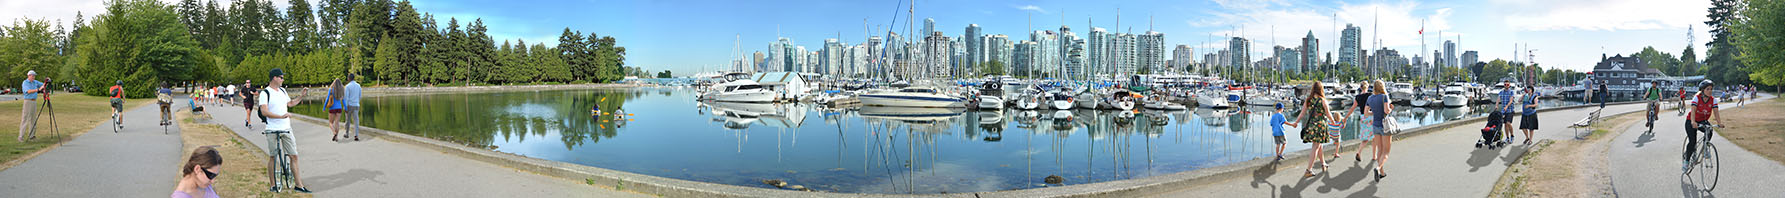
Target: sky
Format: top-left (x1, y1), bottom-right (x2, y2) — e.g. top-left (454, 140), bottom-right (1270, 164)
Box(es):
top-left (3, 0), bottom-right (1714, 76)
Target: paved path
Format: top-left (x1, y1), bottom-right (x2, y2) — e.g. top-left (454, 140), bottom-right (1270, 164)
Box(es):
top-left (1609, 94), bottom-right (1785, 198)
top-left (0, 100), bottom-right (184, 197)
top-left (200, 99), bottom-right (649, 197)
top-left (1153, 101), bottom-right (1650, 197)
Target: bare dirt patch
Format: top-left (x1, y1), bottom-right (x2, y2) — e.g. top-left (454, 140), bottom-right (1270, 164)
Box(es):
top-left (1720, 97), bottom-right (1785, 164)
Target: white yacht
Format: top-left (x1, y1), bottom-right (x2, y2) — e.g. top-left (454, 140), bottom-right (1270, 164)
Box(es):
top-left (859, 87), bottom-right (967, 108)
top-left (975, 83), bottom-right (1005, 109)
top-left (704, 79), bottom-right (776, 103)
top-left (1390, 82), bottom-right (1415, 100)
top-left (1196, 89), bottom-right (1232, 108)
top-left (1442, 84), bottom-right (1470, 107)
top-left (1143, 96), bottom-right (1190, 110)
top-left (1047, 88), bottom-right (1075, 110)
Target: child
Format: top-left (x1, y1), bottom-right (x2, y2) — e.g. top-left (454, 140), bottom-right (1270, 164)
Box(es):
top-left (1271, 103), bottom-right (1296, 160)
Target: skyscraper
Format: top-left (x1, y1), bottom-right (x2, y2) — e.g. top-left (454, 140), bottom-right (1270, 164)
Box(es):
top-left (1088, 28), bottom-right (1109, 76)
top-left (1276, 46), bottom-right (1299, 73)
top-left (823, 38), bottom-right (844, 75)
top-left (1228, 37), bottom-right (1249, 70)
top-left (1115, 33), bottom-right (1138, 75)
top-left (966, 24), bottom-right (983, 67)
top-left (1015, 41), bottom-right (1034, 77)
top-left (1138, 31), bottom-right (1166, 74)
top-left (924, 31), bottom-right (952, 78)
top-left (1172, 44), bottom-right (1193, 72)
top-left (1444, 40), bottom-right (1457, 68)
top-left (1301, 31), bottom-right (1320, 72)
top-left (1461, 50), bottom-right (1479, 67)
top-left (1339, 24), bottom-right (1362, 68)
top-left (923, 18), bottom-right (936, 40)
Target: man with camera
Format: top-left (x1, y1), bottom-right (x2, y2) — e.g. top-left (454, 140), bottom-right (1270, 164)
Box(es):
top-left (18, 70), bottom-right (45, 142)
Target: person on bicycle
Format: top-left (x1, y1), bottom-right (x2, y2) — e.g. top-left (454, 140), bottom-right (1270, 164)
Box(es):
top-left (109, 80), bottom-right (125, 129)
top-left (158, 82), bottom-right (173, 126)
top-left (1684, 80), bottom-right (1725, 170)
top-left (1646, 80), bottom-right (1663, 128)
top-left (259, 68), bottom-right (312, 193)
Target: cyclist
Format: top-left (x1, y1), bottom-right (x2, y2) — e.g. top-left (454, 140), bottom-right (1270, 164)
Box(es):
top-left (109, 80), bottom-right (125, 130)
top-left (1646, 80), bottom-right (1663, 129)
top-left (1684, 80), bottom-right (1725, 171)
top-left (158, 82), bottom-right (173, 126)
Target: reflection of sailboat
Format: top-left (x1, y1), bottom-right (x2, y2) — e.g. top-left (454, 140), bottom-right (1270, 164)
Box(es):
top-left (1196, 108), bottom-right (1228, 126)
top-left (1439, 106), bottom-right (1469, 120)
top-left (705, 101), bottom-right (780, 129)
top-left (1227, 110), bottom-right (1251, 132)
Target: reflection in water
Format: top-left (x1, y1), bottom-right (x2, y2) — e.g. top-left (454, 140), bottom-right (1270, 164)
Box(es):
top-left (292, 88), bottom-right (1591, 194)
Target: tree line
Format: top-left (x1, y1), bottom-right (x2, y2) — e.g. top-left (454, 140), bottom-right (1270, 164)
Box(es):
top-left (0, 0), bottom-right (631, 98)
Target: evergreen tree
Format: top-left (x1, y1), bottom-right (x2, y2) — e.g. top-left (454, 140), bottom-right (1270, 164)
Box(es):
top-left (286, 0), bottom-right (317, 53)
top-left (74, 0), bottom-right (205, 97)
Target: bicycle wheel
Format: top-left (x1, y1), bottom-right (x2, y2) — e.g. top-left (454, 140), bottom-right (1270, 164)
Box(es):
top-left (1699, 143), bottom-right (1720, 192)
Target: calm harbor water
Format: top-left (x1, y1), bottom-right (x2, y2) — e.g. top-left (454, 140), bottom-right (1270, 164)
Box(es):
top-left (293, 87), bottom-right (1585, 194)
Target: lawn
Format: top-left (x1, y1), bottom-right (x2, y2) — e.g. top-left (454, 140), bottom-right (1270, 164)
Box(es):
top-left (175, 111), bottom-right (312, 198)
top-left (1719, 97), bottom-right (1785, 164)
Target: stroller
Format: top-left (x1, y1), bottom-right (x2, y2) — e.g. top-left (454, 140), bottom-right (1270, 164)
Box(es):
top-left (1477, 111), bottom-right (1508, 149)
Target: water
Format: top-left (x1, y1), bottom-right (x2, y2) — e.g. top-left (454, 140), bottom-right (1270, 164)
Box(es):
top-left (292, 87), bottom-right (1586, 194)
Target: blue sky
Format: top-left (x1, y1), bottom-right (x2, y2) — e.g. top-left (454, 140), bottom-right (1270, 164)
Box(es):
top-left (5, 0), bottom-right (1713, 76)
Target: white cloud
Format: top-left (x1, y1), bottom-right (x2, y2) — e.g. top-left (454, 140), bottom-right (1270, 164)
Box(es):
top-left (1496, 0), bottom-right (1706, 31)
top-left (1015, 5), bottom-right (1048, 14)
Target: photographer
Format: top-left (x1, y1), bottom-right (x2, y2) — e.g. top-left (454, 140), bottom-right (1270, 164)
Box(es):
top-left (18, 70), bottom-right (44, 142)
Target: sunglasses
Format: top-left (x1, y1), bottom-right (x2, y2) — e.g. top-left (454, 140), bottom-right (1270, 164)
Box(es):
top-left (203, 168), bottom-right (220, 180)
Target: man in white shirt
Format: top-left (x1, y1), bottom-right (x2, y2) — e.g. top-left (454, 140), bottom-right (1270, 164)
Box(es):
top-left (258, 68), bottom-right (312, 193)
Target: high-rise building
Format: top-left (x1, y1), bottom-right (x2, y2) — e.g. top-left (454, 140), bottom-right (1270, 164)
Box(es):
top-left (752, 51), bottom-right (765, 73)
top-left (1088, 28), bottom-right (1109, 77)
top-left (865, 36), bottom-right (882, 77)
top-left (1461, 50), bottom-right (1479, 67)
top-left (923, 18), bottom-right (936, 39)
top-left (985, 34), bottom-right (1012, 73)
top-left (1115, 33), bottom-right (1138, 75)
top-left (924, 31), bottom-right (952, 78)
top-left (1203, 53), bottom-right (1218, 71)
top-left (823, 38), bottom-right (844, 75)
top-left (1276, 46), bottom-right (1299, 73)
top-left (1228, 37), bottom-right (1249, 70)
top-left (1444, 40), bottom-right (1457, 68)
top-left (1031, 30), bottom-right (1060, 78)
top-left (966, 24), bottom-right (983, 68)
top-left (1301, 31), bottom-right (1320, 72)
top-left (1138, 31), bottom-right (1166, 74)
top-left (1172, 44), bottom-right (1193, 72)
top-left (1015, 41), bottom-right (1034, 76)
top-left (1339, 24), bottom-right (1362, 68)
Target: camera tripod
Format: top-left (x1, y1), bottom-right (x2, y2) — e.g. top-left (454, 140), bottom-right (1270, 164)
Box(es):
top-left (28, 79), bottom-right (62, 143)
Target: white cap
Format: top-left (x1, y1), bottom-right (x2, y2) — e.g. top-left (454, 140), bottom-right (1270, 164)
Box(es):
top-left (26, 70), bottom-right (35, 76)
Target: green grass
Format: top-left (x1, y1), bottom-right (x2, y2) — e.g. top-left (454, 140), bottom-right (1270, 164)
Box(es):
top-left (0, 94), bottom-right (152, 170)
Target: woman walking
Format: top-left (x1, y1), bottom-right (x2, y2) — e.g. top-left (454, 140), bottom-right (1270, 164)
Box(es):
top-left (1298, 82), bottom-right (1336, 178)
top-left (1520, 87), bottom-right (1539, 144)
top-left (326, 79), bottom-right (346, 141)
top-left (1364, 80), bottom-right (1395, 179)
top-left (1347, 81), bottom-right (1377, 161)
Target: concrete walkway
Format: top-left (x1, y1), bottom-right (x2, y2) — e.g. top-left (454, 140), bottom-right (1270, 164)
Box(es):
top-left (0, 100), bottom-right (184, 197)
top-left (1153, 101), bottom-right (1650, 197)
top-left (1609, 94), bottom-right (1785, 197)
top-left (198, 99), bottom-right (650, 197)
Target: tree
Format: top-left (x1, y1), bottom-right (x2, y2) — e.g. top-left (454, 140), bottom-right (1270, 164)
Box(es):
top-left (1, 19), bottom-right (65, 84)
top-left (977, 61), bottom-right (1005, 76)
top-left (1633, 47), bottom-right (1681, 75)
top-left (656, 70), bottom-right (672, 78)
top-left (74, 0), bottom-right (205, 97)
top-left (1736, 0), bottom-right (1785, 88)
top-left (286, 0), bottom-right (317, 53)
top-left (1679, 46), bottom-right (1698, 76)
top-left (1703, 0), bottom-right (1748, 86)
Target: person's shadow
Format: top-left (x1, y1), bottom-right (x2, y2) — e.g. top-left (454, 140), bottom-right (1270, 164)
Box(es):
top-left (1501, 144), bottom-right (1529, 166)
top-left (1278, 171), bottom-right (1321, 198)
top-left (1632, 127), bottom-right (1657, 147)
top-left (1316, 160), bottom-right (1369, 193)
top-left (1467, 147), bottom-right (1498, 172)
top-left (1679, 179), bottom-right (1717, 198)
top-left (1251, 160), bottom-right (1280, 189)
top-left (307, 168), bottom-right (387, 191)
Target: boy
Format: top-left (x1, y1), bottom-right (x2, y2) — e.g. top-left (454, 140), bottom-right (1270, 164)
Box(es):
top-left (1271, 103), bottom-right (1296, 160)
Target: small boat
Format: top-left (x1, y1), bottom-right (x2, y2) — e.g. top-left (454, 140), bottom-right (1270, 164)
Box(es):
top-left (1245, 87), bottom-right (1277, 106)
top-left (1076, 90), bottom-right (1102, 109)
top-left (1047, 88), bottom-right (1075, 110)
top-left (1104, 90), bottom-right (1138, 110)
top-left (1390, 82), bottom-right (1415, 101)
top-left (1143, 98), bottom-right (1189, 110)
top-left (975, 82), bottom-right (1005, 109)
top-left (1196, 89), bottom-right (1232, 108)
top-left (1013, 90), bottom-right (1044, 110)
top-left (859, 86), bottom-right (967, 108)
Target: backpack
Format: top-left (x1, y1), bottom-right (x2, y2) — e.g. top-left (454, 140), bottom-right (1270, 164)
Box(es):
top-left (257, 89), bottom-right (270, 123)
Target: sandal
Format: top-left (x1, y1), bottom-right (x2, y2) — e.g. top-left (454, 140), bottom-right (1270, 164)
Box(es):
top-left (1303, 170), bottom-right (1315, 178)
top-left (1524, 138), bottom-right (1532, 145)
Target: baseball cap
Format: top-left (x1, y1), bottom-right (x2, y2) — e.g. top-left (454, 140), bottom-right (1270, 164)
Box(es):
top-left (26, 70), bottom-right (35, 76)
top-left (269, 68), bottom-right (286, 78)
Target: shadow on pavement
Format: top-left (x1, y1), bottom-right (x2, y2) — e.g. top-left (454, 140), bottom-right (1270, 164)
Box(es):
top-left (308, 168), bottom-right (387, 192)
top-left (1467, 147), bottom-right (1498, 172)
top-left (1633, 129), bottom-right (1657, 148)
top-left (1679, 178), bottom-right (1717, 198)
top-left (1251, 160), bottom-right (1279, 188)
top-left (1344, 182), bottom-right (1379, 198)
top-left (1500, 144), bottom-right (1528, 166)
top-left (1317, 160), bottom-right (1369, 192)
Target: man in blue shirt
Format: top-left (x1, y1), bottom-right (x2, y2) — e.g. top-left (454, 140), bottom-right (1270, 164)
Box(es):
top-left (1270, 103), bottom-right (1296, 160)
top-left (18, 70), bottom-right (44, 142)
top-left (1497, 81), bottom-right (1517, 144)
top-left (342, 73), bottom-right (363, 141)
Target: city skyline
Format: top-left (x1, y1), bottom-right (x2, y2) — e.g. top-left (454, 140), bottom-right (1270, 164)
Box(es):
top-left (5, 0), bottom-right (1714, 76)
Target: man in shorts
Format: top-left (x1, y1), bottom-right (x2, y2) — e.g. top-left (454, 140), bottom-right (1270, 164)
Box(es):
top-left (259, 68), bottom-right (312, 193)
top-left (241, 80), bottom-right (256, 128)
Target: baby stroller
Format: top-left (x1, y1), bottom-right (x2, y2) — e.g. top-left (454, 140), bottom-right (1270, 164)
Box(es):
top-left (1477, 111), bottom-right (1508, 149)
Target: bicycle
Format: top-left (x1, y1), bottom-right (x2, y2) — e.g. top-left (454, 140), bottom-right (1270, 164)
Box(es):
top-left (1682, 122), bottom-right (1721, 193)
top-left (265, 131), bottom-right (296, 192)
top-left (159, 101), bottom-right (171, 134)
top-left (1645, 100), bottom-right (1659, 135)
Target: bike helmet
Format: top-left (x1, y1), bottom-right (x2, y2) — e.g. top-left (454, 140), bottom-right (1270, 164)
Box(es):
top-left (1699, 79), bottom-right (1715, 89)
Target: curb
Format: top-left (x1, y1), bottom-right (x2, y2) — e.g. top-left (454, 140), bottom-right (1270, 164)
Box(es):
top-left (282, 100), bottom-right (1653, 198)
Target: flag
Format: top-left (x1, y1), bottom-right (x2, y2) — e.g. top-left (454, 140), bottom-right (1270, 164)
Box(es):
top-left (1419, 28), bottom-right (1423, 35)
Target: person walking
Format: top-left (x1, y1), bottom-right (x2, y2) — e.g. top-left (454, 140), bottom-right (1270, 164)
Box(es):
top-left (1598, 80), bottom-right (1609, 110)
top-left (1364, 80), bottom-right (1394, 179)
top-left (325, 79), bottom-right (345, 141)
top-left (258, 68), bottom-right (312, 193)
top-left (343, 74), bottom-right (362, 141)
top-left (1271, 103), bottom-right (1296, 161)
top-left (18, 70), bottom-right (45, 142)
top-left (241, 80), bottom-right (256, 128)
top-left (172, 146), bottom-right (224, 198)
top-left (1298, 82), bottom-right (1335, 178)
top-left (1520, 86), bottom-right (1540, 144)
top-left (1348, 81), bottom-right (1377, 161)
top-left (1497, 81), bottom-right (1517, 144)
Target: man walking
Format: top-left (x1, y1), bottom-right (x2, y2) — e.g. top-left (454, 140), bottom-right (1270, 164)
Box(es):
top-left (342, 74), bottom-right (362, 141)
top-left (259, 68), bottom-right (312, 193)
top-left (18, 70), bottom-right (44, 142)
top-left (241, 79), bottom-right (256, 128)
